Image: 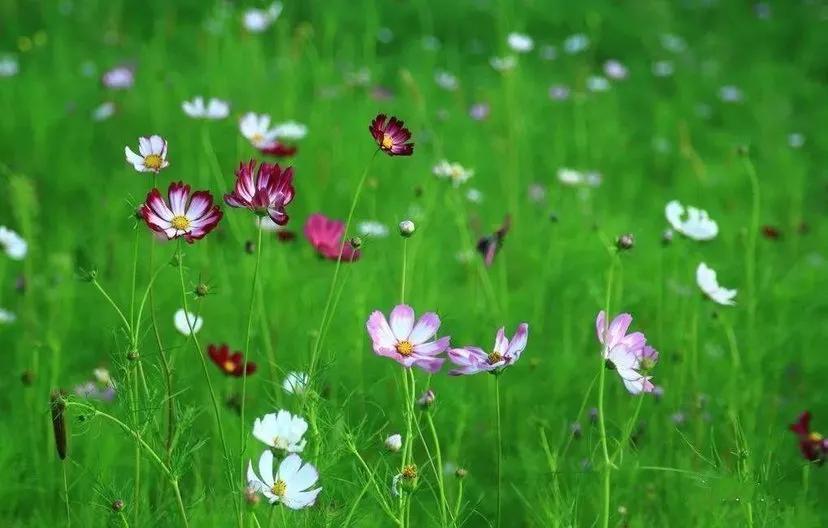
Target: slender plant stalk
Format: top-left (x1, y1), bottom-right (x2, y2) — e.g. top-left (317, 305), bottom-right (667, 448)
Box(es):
top-left (741, 152), bottom-right (761, 351)
top-left (239, 225), bottom-right (264, 521)
top-left (494, 374), bottom-right (503, 528)
top-left (425, 413), bottom-right (450, 526)
top-left (347, 442), bottom-right (401, 525)
top-left (175, 242), bottom-right (240, 525)
top-left (598, 253), bottom-right (618, 528)
top-left (62, 463), bottom-right (71, 527)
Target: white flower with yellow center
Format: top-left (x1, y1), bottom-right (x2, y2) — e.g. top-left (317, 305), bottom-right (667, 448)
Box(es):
top-left (182, 96), bottom-right (230, 119)
top-left (433, 160), bottom-right (474, 187)
top-left (247, 450), bottom-right (321, 509)
top-left (125, 135), bottom-right (169, 173)
top-left (240, 112), bottom-right (279, 148)
top-left (252, 410), bottom-right (308, 453)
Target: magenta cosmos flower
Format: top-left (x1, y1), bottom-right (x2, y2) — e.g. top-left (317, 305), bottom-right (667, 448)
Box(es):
top-left (369, 114), bottom-right (414, 156)
top-left (224, 160), bottom-right (295, 225)
top-left (595, 311), bottom-right (658, 395)
top-left (448, 323), bottom-right (528, 375)
top-left (304, 213), bottom-right (359, 262)
top-left (140, 182), bottom-right (222, 243)
top-left (366, 305), bottom-right (450, 373)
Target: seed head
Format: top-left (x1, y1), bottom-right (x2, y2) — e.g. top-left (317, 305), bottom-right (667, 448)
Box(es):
top-left (112, 499), bottom-right (125, 513)
top-left (399, 220), bottom-right (416, 238)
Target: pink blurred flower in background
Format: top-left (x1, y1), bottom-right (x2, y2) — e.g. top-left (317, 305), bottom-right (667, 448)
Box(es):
top-left (304, 213), bottom-right (360, 262)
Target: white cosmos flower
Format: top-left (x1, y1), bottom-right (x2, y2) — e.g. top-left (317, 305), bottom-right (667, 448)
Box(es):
top-left (433, 160), bottom-right (474, 187)
top-left (102, 66), bottom-right (134, 89)
top-left (247, 450), bottom-right (321, 509)
top-left (282, 371), bottom-right (309, 395)
top-left (174, 309), bottom-right (203, 335)
top-left (92, 101), bottom-right (116, 121)
top-left (358, 221), bottom-right (389, 238)
top-left (507, 32), bottom-right (534, 53)
top-left (604, 60), bottom-right (628, 80)
top-left (385, 434), bottom-right (402, 452)
top-left (272, 121), bottom-right (307, 141)
top-left (435, 71), bottom-right (458, 91)
top-left (93, 367), bottom-right (115, 388)
top-left (252, 410), bottom-right (308, 453)
top-left (489, 55), bottom-right (516, 72)
top-left (466, 188), bottom-right (483, 203)
top-left (240, 112), bottom-right (278, 148)
top-left (696, 263), bottom-right (736, 306)
top-left (0, 308), bottom-right (16, 324)
top-left (563, 33), bottom-right (590, 54)
top-left (243, 2), bottom-right (282, 33)
top-left (0, 56), bottom-right (19, 77)
top-left (125, 135), bottom-right (169, 173)
top-left (665, 200), bottom-right (718, 241)
top-left (0, 226), bottom-right (27, 260)
top-left (587, 75), bottom-right (610, 92)
top-left (557, 168), bottom-right (601, 187)
top-left (182, 96), bottom-right (230, 119)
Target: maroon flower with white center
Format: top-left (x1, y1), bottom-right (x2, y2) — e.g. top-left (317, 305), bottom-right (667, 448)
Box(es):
top-left (139, 182), bottom-right (223, 243)
top-left (369, 114), bottom-right (414, 156)
top-left (366, 305), bottom-right (450, 373)
top-left (224, 160), bottom-right (295, 225)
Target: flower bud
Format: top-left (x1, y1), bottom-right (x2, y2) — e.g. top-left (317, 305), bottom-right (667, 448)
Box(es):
top-left (349, 236), bottom-right (363, 249)
top-left (417, 389), bottom-right (435, 409)
top-left (399, 220), bottom-right (416, 238)
top-left (244, 486), bottom-right (260, 506)
top-left (385, 433), bottom-right (402, 452)
top-left (194, 283), bottom-right (210, 297)
top-left (454, 467), bottom-right (468, 479)
top-left (615, 233), bottom-right (634, 251)
top-left (112, 499), bottom-right (125, 512)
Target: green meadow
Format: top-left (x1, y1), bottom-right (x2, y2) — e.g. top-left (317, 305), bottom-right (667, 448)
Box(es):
top-left (1, 0), bottom-right (827, 526)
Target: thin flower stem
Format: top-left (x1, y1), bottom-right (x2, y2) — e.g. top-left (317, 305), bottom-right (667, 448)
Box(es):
top-left (239, 225), bottom-right (264, 520)
top-left (494, 374), bottom-right (503, 528)
top-left (452, 480), bottom-right (464, 521)
top-left (62, 463), bottom-right (71, 527)
top-left (740, 153), bottom-right (761, 351)
top-left (129, 226), bottom-right (140, 330)
top-left (342, 477), bottom-right (371, 527)
top-left (175, 242), bottom-right (240, 525)
top-left (400, 238), bottom-right (408, 303)
top-left (118, 511), bottom-right (130, 528)
top-left (598, 253), bottom-right (618, 528)
top-left (91, 280), bottom-right (131, 335)
top-left (611, 395), bottom-right (644, 465)
top-left (308, 150), bottom-right (378, 377)
top-left (148, 249), bottom-right (175, 457)
top-left (130, 367), bottom-right (141, 526)
top-left (170, 480), bottom-right (190, 528)
top-left (425, 412), bottom-right (450, 526)
top-left (347, 442), bottom-right (401, 525)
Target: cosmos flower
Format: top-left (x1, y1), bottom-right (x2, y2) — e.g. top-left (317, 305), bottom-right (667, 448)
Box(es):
top-left (369, 114), bottom-right (414, 156)
top-left (125, 135), bottom-right (169, 173)
top-left (101, 65), bottom-right (134, 89)
top-left (507, 32), bottom-right (534, 53)
top-left (242, 2), bottom-right (282, 33)
top-left (91, 101), bottom-right (116, 122)
top-left (0, 56), bottom-right (19, 77)
top-left (489, 55), bottom-right (517, 72)
top-left (140, 182), bottom-right (222, 242)
top-left (247, 450), bottom-right (321, 509)
top-left (448, 323), bottom-right (529, 375)
top-left (240, 112), bottom-right (279, 149)
top-left (466, 188), bottom-right (483, 203)
top-left (696, 263), bottom-right (737, 306)
top-left (207, 344), bottom-right (256, 377)
top-left (433, 160), bottom-right (474, 187)
top-left (665, 200), bottom-right (718, 241)
top-left (174, 309), bottom-right (203, 335)
top-left (304, 213), bottom-right (360, 261)
top-left (719, 85), bottom-right (744, 103)
top-left (790, 412), bottom-right (828, 463)
top-left (357, 220), bottom-right (389, 238)
top-left (469, 102), bottom-right (490, 121)
top-left (595, 311), bottom-right (658, 395)
top-left (365, 305), bottom-right (450, 373)
top-left (548, 84), bottom-right (571, 101)
top-left (586, 76), bottom-right (610, 92)
top-left (271, 121), bottom-right (307, 141)
top-left (0, 226), bottom-right (27, 260)
top-left (604, 60), bottom-right (628, 80)
top-left (224, 160), bottom-right (295, 225)
top-left (385, 434), bottom-right (402, 452)
top-left (435, 71), bottom-right (458, 91)
top-left (557, 168), bottom-right (601, 187)
top-left (563, 33), bottom-right (590, 54)
top-left (476, 215), bottom-right (511, 267)
top-left (282, 372), bottom-right (309, 395)
top-left (182, 96), bottom-right (230, 119)
top-left (0, 308), bottom-right (16, 324)
top-left (417, 389), bottom-right (436, 408)
top-left (252, 410), bottom-right (308, 453)
top-left (74, 381), bottom-right (116, 402)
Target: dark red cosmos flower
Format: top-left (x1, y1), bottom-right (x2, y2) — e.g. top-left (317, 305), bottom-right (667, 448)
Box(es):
top-left (790, 411), bottom-right (828, 463)
top-left (207, 344), bottom-right (256, 377)
top-left (304, 213), bottom-right (360, 262)
top-left (259, 141), bottom-right (297, 158)
top-left (224, 160), bottom-right (295, 225)
top-left (476, 214), bottom-right (512, 267)
top-left (369, 114), bottom-right (414, 156)
top-left (140, 182), bottom-right (223, 243)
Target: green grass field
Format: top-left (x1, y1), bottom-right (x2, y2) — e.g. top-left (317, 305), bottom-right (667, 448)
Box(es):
top-left (2, 0), bottom-right (828, 526)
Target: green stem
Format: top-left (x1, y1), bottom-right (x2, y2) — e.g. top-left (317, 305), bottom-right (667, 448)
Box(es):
top-left (426, 413), bottom-right (450, 526)
top-left (598, 253), bottom-right (618, 528)
top-left (494, 375), bottom-right (502, 528)
top-left (175, 242), bottom-right (239, 524)
top-left (62, 463), bottom-right (71, 527)
top-left (91, 280), bottom-right (131, 335)
top-left (348, 443), bottom-right (401, 525)
top-left (239, 225), bottom-right (264, 521)
top-left (741, 153), bottom-right (760, 351)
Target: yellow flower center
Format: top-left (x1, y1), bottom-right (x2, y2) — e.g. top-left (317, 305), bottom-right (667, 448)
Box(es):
top-left (809, 432), bottom-right (824, 442)
top-left (251, 132), bottom-right (264, 145)
top-left (487, 351), bottom-right (503, 365)
top-left (381, 134), bottom-right (394, 150)
top-left (272, 436), bottom-right (289, 450)
top-left (171, 215), bottom-right (190, 230)
top-left (223, 360), bottom-right (236, 372)
top-left (144, 154), bottom-right (163, 170)
top-left (396, 340), bottom-right (414, 357)
top-left (271, 479), bottom-right (287, 497)
top-left (402, 464), bottom-right (417, 479)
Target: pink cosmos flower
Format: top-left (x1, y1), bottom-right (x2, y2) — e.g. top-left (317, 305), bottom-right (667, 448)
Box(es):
top-left (448, 323), bottom-right (528, 375)
top-left (102, 65), bottom-right (134, 89)
top-left (304, 213), bottom-right (360, 262)
top-left (369, 114), bottom-right (414, 156)
top-left (595, 311), bottom-right (658, 394)
top-left (224, 160), bottom-right (295, 225)
top-left (366, 305), bottom-right (450, 373)
top-left (140, 182), bottom-right (223, 243)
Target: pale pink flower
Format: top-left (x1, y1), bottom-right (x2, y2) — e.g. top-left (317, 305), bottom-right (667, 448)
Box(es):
top-left (595, 311), bottom-right (658, 395)
top-left (365, 305), bottom-right (450, 373)
top-left (448, 323), bottom-right (528, 375)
